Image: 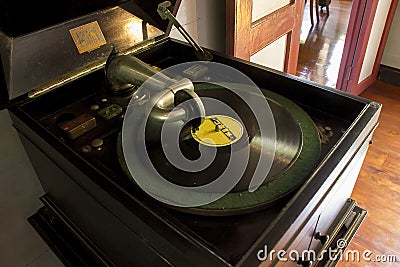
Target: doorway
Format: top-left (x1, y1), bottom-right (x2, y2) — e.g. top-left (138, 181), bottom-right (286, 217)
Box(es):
top-left (296, 0), bottom-right (353, 88)
top-left (226, 0), bottom-right (398, 95)
top-left (296, 0), bottom-right (399, 94)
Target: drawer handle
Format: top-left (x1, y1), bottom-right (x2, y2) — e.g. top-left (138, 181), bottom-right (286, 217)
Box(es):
top-left (314, 232), bottom-right (330, 245)
top-left (300, 200), bottom-right (365, 266)
top-left (322, 207), bottom-right (367, 266)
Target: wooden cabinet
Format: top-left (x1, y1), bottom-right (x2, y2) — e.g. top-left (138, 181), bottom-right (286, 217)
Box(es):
top-left (263, 127), bottom-right (375, 266)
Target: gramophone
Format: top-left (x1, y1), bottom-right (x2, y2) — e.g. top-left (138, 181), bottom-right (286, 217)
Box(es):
top-left (0, 1), bottom-right (381, 266)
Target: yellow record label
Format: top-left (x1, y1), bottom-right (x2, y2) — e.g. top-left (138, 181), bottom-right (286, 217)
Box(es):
top-left (191, 115), bottom-right (243, 147)
top-left (69, 21), bottom-right (106, 54)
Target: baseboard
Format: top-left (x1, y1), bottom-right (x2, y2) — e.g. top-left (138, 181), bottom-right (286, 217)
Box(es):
top-left (378, 64), bottom-right (400, 87)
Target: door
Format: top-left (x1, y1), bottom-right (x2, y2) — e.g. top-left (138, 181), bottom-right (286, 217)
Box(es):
top-left (337, 0), bottom-right (399, 95)
top-left (226, 0), bottom-right (305, 74)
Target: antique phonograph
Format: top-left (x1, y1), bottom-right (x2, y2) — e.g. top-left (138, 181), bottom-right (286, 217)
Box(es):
top-left (0, 1), bottom-right (381, 266)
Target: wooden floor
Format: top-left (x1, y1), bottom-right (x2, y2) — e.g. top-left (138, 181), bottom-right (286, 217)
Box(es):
top-left (297, 0), bottom-right (353, 88)
top-left (342, 82), bottom-right (400, 266)
top-left (297, 1), bottom-right (400, 266)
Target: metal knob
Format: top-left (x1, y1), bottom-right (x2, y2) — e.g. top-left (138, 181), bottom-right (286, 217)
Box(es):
top-left (91, 138), bottom-right (104, 148)
top-left (315, 232), bottom-right (330, 245)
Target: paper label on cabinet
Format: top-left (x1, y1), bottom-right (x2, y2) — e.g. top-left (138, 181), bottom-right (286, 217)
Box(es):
top-left (69, 21), bottom-right (107, 54)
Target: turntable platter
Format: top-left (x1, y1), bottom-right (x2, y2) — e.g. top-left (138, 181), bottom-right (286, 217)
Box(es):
top-left (118, 83), bottom-right (320, 216)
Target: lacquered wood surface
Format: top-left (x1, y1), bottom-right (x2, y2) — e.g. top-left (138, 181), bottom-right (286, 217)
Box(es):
top-left (296, 0), bottom-right (353, 88)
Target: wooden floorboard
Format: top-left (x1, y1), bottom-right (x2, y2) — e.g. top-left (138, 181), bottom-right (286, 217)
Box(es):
top-left (340, 82), bottom-right (400, 266)
top-left (296, 1), bottom-right (400, 265)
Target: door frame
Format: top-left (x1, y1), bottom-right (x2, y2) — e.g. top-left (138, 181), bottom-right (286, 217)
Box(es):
top-left (226, 0), bottom-right (305, 74)
top-left (336, 0), bottom-right (399, 95)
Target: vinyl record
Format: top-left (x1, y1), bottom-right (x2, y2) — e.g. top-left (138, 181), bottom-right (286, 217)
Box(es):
top-left (118, 83), bottom-right (321, 216)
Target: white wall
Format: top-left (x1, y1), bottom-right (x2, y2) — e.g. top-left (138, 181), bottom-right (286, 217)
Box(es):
top-left (250, 34), bottom-right (288, 71)
top-left (381, 5), bottom-right (400, 69)
top-left (359, 0), bottom-right (392, 83)
top-left (252, 0), bottom-right (291, 22)
top-left (169, 0), bottom-right (226, 54)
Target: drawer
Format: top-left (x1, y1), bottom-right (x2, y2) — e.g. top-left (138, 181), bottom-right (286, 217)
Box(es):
top-left (265, 129), bottom-right (373, 267)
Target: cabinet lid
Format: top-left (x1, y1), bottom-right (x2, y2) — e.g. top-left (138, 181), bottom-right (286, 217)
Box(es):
top-left (0, 0), bottom-right (180, 109)
top-left (0, 0), bottom-right (180, 38)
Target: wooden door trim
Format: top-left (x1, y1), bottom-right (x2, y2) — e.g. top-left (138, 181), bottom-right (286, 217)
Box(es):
top-left (366, 0), bottom-right (399, 92)
top-left (228, 0), bottom-right (252, 59)
top-left (250, 5), bottom-right (296, 55)
top-left (346, 0), bottom-right (379, 94)
top-left (226, 0), bottom-right (304, 74)
top-left (337, 0), bottom-right (399, 95)
top-left (286, 0), bottom-right (305, 73)
top-left (336, 0), bottom-right (367, 91)
top-left (353, 0), bottom-right (398, 95)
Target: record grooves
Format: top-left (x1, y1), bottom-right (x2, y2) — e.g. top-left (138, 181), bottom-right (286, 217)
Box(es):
top-left (118, 83), bottom-right (321, 216)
